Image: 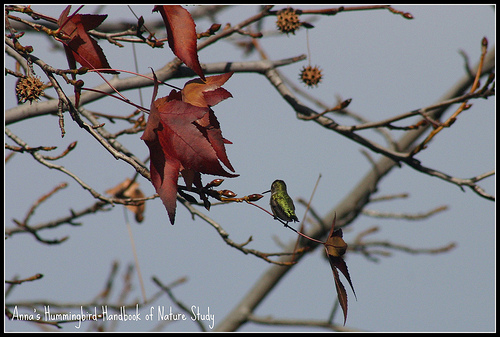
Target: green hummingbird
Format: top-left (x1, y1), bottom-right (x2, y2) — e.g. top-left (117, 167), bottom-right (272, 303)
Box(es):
top-left (264, 180), bottom-right (299, 224)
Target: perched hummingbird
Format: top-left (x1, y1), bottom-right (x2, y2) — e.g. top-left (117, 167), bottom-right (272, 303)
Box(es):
top-left (264, 180), bottom-right (299, 224)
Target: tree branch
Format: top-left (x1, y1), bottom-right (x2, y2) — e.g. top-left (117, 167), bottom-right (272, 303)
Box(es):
top-left (215, 46), bottom-right (495, 332)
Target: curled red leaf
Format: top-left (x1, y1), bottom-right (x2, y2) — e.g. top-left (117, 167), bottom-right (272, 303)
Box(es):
top-left (324, 214), bottom-right (356, 325)
top-left (153, 5), bottom-right (205, 80)
top-left (57, 6), bottom-right (117, 73)
top-left (106, 178), bottom-right (145, 223)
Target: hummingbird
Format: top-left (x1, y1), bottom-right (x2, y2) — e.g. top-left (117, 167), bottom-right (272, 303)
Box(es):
top-left (264, 180), bottom-right (299, 225)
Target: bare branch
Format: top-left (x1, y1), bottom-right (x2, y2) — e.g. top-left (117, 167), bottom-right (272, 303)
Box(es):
top-left (362, 205), bottom-right (449, 220)
top-left (261, 47), bottom-right (495, 201)
top-left (247, 314), bottom-right (362, 332)
top-left (216, 45), bottom-right (494, 332)
top-left (350, 226), bottom-right (457, 262)
top-left (178, 197), bottom-right (302, 266)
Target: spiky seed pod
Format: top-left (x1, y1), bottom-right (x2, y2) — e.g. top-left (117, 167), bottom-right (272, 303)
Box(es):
top-left (15, 75), bottom-right (45, 104)
top-left (276, 7), bottom-right (301, 35)
top-left (299, 65), bottom-right (323, 87)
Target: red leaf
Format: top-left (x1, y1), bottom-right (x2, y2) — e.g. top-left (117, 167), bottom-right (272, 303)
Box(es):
top-left (329, 258), bottom-right (349, 325)
top-left (183, 72), bottom-right (234, 108)
top-left (156, 99), bottom-right (237, 177)
top-left (334, 256), bottom-right (357, 302)
top-left (141, 73), bottom-right (237, 224)
top-left (153, 5), bottom-right (205, 80)
top-left (323, 214), bottom-right (356, 325)
top-left (196, 109), bottom-right (235, 172)
top-left (147, 137), bottom-right (181, 225)
top-left (57, 6), bottom-right (117, 73)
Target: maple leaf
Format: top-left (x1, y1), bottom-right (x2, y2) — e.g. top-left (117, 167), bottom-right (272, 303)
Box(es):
top-left (141, 72), bottom-right (237, 224)
top-left (153, 5), bottom-right (205, 80)
top-left (57, 6), bottom-right (117, 73)
top-left (323, 214), bottom-right (356, 325)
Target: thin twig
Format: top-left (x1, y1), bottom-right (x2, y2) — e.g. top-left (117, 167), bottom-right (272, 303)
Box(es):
top-left (361, 205), bottom-right (448, 220)
top-left (5, 273), bottom-right (44, 285)
top-left (412, 37), bottom-right (490, 155)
